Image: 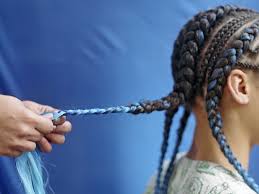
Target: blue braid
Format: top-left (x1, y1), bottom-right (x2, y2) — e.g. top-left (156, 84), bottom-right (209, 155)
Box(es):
top-left (154, 107), bottom-right (179, 194)
top-left (58, 100), bottom-right (171, 116)
top-left (64, 104), bottom-right (143, 115)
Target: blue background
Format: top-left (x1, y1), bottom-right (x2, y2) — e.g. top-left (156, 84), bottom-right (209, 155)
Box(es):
top-left (0, 0), bottom-right (258, 194)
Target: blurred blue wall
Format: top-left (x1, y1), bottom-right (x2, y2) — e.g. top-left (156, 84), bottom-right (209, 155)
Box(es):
top-left (0, 0), bottom-right (258, 194)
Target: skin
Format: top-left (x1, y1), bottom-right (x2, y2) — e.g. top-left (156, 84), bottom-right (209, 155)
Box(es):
top-left (0, 95), bottom-right (72, 157)
top-left (187, 68), bottom-right (259, 172)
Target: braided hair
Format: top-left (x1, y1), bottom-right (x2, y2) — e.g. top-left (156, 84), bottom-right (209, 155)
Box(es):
top-left (17, 4), bottom-right (259, 194)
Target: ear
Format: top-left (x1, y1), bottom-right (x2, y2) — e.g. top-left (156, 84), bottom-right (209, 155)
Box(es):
top-left (226, 69), bottom-right (250, 105)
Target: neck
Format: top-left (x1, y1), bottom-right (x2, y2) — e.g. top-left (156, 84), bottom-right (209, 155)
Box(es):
top-left (187, 112), bottom-right (252, 173)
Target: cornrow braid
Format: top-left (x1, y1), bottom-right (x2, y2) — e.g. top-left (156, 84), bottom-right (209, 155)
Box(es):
top-left (205, 17), bottom-right (259, 193)
top-left (236, 61), bottom-right (259, 70)
top-left (172, 5), bottom-right (254, 101)
top-left (200, 12), bottom-right (258, 90)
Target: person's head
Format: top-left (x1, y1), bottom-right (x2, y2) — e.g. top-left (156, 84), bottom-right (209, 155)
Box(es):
top-left (152, 5), bottom-right (259, 194)
top-left (189, 18), bottom-right (259, 145)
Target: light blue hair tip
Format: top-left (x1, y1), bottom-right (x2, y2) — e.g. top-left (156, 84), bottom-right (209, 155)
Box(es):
top-left (41, 111), bottom-right (66, 121)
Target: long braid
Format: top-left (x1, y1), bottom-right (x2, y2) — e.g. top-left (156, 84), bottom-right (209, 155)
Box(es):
top-left (205, 17), bottom-right (259, 193)
top-left (154, 105), bottom-right (179, 194)
top-left (62, 97), bottom-right (171, 115)
top-left (161, 107), bottom-right (191, 194)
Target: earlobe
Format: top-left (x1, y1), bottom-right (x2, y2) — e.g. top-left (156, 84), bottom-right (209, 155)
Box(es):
top-left (227, 69), bottom-right (249, 105)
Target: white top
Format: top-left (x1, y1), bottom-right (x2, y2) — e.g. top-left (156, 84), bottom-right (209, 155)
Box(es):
top-left (144, 153), bottom-right (256, 194)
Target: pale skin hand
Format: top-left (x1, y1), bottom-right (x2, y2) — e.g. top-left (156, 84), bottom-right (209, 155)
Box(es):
top-left (0, 95), bottom-right (54, 157)
top-left (0, 95), bottom-right (72, 157)
top-left (22, 100), bottom-right (72, 153)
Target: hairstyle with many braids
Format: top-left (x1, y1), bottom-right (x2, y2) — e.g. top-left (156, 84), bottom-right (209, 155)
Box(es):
top-left (18, 4), bottom-right (259, 194)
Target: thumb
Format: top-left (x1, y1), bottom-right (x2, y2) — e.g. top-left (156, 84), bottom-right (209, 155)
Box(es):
top-left (23, 100), bottom-right (57, 114)
top-left (38, 137), bottom-right (52, 153)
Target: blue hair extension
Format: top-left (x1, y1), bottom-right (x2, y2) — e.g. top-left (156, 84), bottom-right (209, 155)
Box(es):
top-left (64, 105), bottom-right (141, 115)
top-left (16, 151), bottom-right (46, 194)
top-left (154, 106), bottom-right (179, 194)
top-left (62, 99), bottom-right (171, 116)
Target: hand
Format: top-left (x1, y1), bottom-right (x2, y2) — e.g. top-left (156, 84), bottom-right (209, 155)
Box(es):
top-left (22, 101), bottom-right (72, 153)
top-left (0, 95), bottom-right (54, 157)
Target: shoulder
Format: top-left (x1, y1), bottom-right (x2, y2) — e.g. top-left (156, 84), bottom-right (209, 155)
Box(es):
top-left (170, 158), bottom-right (256, 194)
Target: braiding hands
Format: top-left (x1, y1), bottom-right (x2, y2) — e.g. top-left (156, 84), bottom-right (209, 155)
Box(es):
top-left (22, 100), bottom-right (72, 153)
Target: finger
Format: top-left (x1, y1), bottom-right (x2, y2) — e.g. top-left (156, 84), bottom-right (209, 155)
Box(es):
top-left (38, 137), bottom-right (52, 153)
top-left (53, 116), bottom-right (66, 125)
top-left (33, 114), bottom-right (55, 134)
top-left (17, 141), bottom-right (37, 152)
top-left (46, 133), bottom-right (65, 144)
top-left (26, 129), bottom-right (43, 142)
top-left (17, 124), bottom-right (43, 142)
top-left (53, 121), bottom-right (72, 134)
